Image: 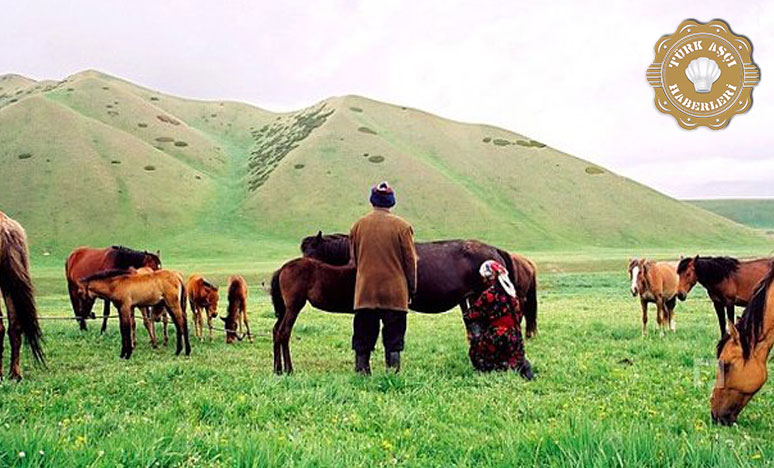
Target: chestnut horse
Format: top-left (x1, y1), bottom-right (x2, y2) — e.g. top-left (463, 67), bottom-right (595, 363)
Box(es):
top-left (223, 275), bottom-right (251, 343)
top-left (712, 262), bottom-right (774, 425)
top-left (271, 238), bottom-right (521, 374)
top-left (79, 269), bottom-right (190, 359)
top-left (65, 246), bottom-right (161, 330)
top-left (300, 232), bottom-right (538, 336)
top-left (628, 258), bottom-right (679, 335)
top-left (677, 256), bottom-right (771, 337)
top-left (187, 275), bottom-right (219, 341)
top-left (0, 211), bottom-right (44, 380)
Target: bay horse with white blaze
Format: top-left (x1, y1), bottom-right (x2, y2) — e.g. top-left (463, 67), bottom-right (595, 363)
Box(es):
top-left (677, 256), bottom-right (771, 337)
top-left (78, 269), bottom-right (190, 359)
top-left (628, 258), bottom-right (679, 335)
top-left (0, 211), bottom-right (44, 380)
top-left (713, 261), bottom-right (774, 425)
top-left (271, 235), bottom-right (527, 374)
top-left (65, 246), bottom-right (161, 330)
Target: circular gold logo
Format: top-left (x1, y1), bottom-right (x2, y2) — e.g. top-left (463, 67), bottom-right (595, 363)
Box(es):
top-left (647, 19), bottom-right (760, 129)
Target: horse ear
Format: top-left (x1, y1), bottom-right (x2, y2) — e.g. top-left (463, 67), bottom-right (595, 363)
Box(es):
top-left (729, 323), bottom-right (740, 344)
top-left (316, 230), bottom-right (323, 241)
top-left (220, 316), bottom-right (227, 323)
top-left (156, 250), bottom-right (161, 257)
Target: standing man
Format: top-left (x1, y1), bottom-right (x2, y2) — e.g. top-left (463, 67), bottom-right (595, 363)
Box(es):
top-left (350, 182), bottom-right (417, 375)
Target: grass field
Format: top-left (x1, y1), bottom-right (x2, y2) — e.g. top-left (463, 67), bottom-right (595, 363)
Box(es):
top-left (1, 257), bottom-right (773, 467)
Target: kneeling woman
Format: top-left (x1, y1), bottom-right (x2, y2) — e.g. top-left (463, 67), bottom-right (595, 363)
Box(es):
top-left (463, 260), bottom-right (533, 379)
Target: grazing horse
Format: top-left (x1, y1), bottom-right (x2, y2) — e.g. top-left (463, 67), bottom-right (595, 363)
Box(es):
top-left (0, 211), bottom-right (44, 380)
top-left (223, 275), bottom-right (251, 343)
top-left (300, 231), bottom-right (538, 336)
top-left (628, 258), bottom-right (679, 335)
top-left (79, 269), bottom-right (190, 359)
top-left (272, 237), bottom-right (520, 374)
top-left (128, 267), bottom-right (169, 348)
top-left (65, 246), bottom-right (161, 330)
top-left (677, 256), bottom-right (771, 337)
top-left (187, 275), bottom-right (219, 341)
top-left (712, 262), bottom-right (774, 425)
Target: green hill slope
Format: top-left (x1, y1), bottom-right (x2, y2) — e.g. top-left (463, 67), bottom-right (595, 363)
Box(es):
top-left (0, 70), bottom-right (767, 258)
top-left (689, 199), bottom-right (774, 230)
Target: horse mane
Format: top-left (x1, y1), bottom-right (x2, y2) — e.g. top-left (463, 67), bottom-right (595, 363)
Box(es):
top-left (111, 245), bottom-right (154, 269)
top-left (717, 261), bottom-right (774, 359)
top-left (301, 232), bottom-right (351, 265)
top-left (679, 256), bottom-right (740, 286)
top-left (81, 268), bottom-right (132, 282)
top-left (202, 279), bottom-right (219, 291)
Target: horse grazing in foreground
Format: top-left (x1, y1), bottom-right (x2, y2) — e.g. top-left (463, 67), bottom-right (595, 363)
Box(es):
top-left (628, 258), bottom-right (679, 335)
top-left (79, 269), bottom-right (190, 359)
top-left (187, 275), bottom-right (219, 341)
top-left (223, 275), bottom-right (251, 343)
top-left (0, 211), bottom-right (44, 380)
top-left (713, 261), bottom-right (774, 425)
top-left (271, 236), bottom-right (521, 374)
top-left (300, 232), bottom-right (538, 336)
top-left (65, 246), bottom-right (161, 331)
top-left (677, 256), bottom-right (771, 337)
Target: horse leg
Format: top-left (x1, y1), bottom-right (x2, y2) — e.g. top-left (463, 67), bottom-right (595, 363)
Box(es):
top-left (272, 316), bottom-right (284, 374)
top-left (278, 307), bottom-right (301, 375)
top-left (726, 304), bottom-right (735, 329)
top-left (655, 296), bottom-right (666, 336)
top-left (640, 299), bottom-right (648, 336)
top-left (130, 308), bottom-right (138, 349)
top-left (68, 281), bottom-right (87, 331)
top-left (194, 306), bottom-right (203, 341)
top-left (100, 299), bottom-right (111, 334)
top-left (163, 311), bottom-right (169, 346)
top-left (3, 296), bottom-right (22, 380)
top-left (713, 302), bottom-right (727, 337)
top-left (666, 297), bottom-right (677, 332)
top-left (242, 303), bottom-right (253, 343)
top-left (80, 296), bottom-right (96, 331)
top-left (207, 314), bottom-right (213, 342)
top-left (0, 301), bottom-right (5, 378)
top-left (119, 305), bottom-right (133, 359)
top-left (142, 307), bottom-right (157, 348)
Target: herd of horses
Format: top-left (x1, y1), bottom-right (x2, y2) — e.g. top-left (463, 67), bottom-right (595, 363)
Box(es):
top-left (1, 208), bottom-right (774, 425)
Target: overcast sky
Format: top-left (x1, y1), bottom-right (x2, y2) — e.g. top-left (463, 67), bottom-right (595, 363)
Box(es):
top-left (2, 0), bottom-right (771, 199)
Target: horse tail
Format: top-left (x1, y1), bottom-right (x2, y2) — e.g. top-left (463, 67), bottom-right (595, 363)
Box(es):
top-left (0, 221), bottom-right (45, 365)
top-left (270, 269), bottom-right (285, 320)
top-left (524, 271), bottom-right (538, 338)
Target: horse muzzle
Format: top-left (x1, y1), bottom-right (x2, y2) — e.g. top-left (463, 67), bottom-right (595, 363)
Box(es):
top-left (677, 292), bottom-right (687, 301)
top-left (711, 410), bottom-right (737, 426)
top-left (630, 288), bottom-right (638, 297)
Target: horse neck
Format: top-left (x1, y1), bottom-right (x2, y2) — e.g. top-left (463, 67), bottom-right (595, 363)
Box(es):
top-left (752, 288), bottom-right (774, 363)
top-left (89, 278), bottom-right (119, 299)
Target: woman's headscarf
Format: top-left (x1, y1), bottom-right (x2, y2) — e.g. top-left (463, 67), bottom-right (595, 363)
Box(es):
top-left (479, 260), bottom-right (517, 298)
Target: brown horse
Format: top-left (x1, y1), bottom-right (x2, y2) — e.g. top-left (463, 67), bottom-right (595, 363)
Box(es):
top-left (712, 262), bottom-right (774, 425)
top-left (128, 267), bottom-right (169, 348)
top-left (628, 258), bottom-right (679, 335)
top-left (677, 256), bottom-right (771, 337)
top-left (223, 275), bottom-right (251, 343)
top-left (300, 232), bottom-right (537, 336)
top-left (188, 275), bottom-right (219, 341)
top-left (79, 269), bottom-right (190, 359)
top-left (272, 237), bottom-right (527, 374)
top-left (65, 246), bottom-right (161, 330)
top-left (0, 211), bottom-right (44, 380)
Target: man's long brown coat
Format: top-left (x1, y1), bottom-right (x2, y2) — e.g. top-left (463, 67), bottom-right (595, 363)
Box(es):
top-left (350, 208), bottom-right (417, 311)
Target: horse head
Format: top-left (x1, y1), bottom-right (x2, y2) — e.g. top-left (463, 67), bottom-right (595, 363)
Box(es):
top-left (712, 324), bottom-right (766, 425)
top-left (628, 258), bottom-right (643, 296)
top-left (676, 256), bottom-right (698, 301)
top-left (143, 250), bottom-right (162, 270)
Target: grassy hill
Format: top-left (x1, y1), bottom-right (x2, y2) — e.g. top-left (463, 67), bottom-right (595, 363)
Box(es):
top-left (0, 70), bottom-right (767, 260)
top-left (689, 199), bottom-right (774, 231)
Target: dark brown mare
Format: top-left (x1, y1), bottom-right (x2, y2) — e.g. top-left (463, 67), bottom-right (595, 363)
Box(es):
top-left (78, 269), bottom-right (189, 359)
top-left (65, 246), bottom-right (161, 330)
top-left (0, 211), bottom-right (44, 380)
top-left (713, 262), bottom-right (774, 425)
top-left (677, 256), bottom-right (771, 337)
top-left (270, 234), bottom-right (527, 374)
top-left (300, 232), bottom-right (538, 334)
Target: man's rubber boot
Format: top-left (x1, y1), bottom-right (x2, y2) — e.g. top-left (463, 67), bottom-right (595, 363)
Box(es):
top-left (385, 351), bottom-right (401, 373)
top-left (355, 353), bottom-right (372, 375)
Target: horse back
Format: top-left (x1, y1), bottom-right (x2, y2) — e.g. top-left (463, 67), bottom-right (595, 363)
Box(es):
top-left (66, 247), bottom-right (114, 283)
top-left (735, 259), bottom-right (774, 302)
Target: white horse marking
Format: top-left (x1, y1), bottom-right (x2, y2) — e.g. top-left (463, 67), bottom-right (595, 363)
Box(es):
top-left (630, 266), bottom-right (640, 295)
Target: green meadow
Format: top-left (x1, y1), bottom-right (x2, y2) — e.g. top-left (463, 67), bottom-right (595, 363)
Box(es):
top-left (0, 256), bottom-right (772, 467)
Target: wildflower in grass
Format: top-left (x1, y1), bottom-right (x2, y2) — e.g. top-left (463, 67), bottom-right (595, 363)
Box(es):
top-left (752, 453), bottom-right (762, 460)
top-left (381, 440), bottom-right (393, 451)
top-left (18, 451), bottom-right (25, 458)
